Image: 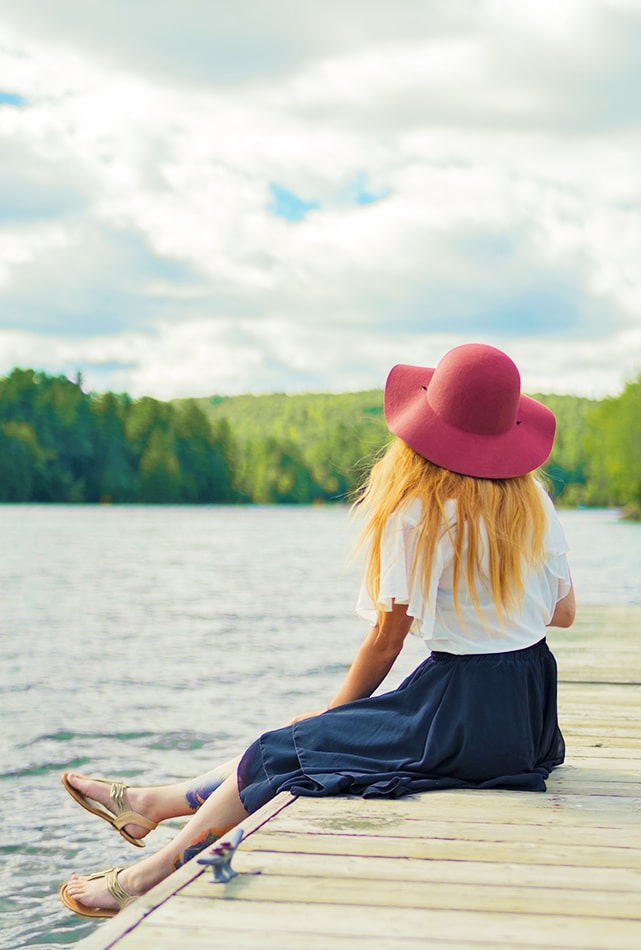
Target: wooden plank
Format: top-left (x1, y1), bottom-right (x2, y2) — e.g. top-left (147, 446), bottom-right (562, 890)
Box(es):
top-left (279, 791), bottom-right (641, 828)
top-left (110, 897), bottom-right (641, 950)
top-left (247, 830), bottom-right (641, 868)
top-left (552, 760), bottom-right (641, 776)
top-left (561, 703), bottom-right (641, 715)
top-left (103, 926), bottom-right (436, 949)
top-left (560, 706), bottom-right (641, 720)
top-left (567, 748), bottom-right (641, 760)
top-left (561, 708), bottom-right (641, 722)
top-left (185, 862), bottom-right (641, 919)
top-left (560, 736), bottom-right (641, 749)
top-left (285, 787), bottom-right (641, 817)
top-left (268, 815), bottom-right (641, 849)
top-left (187, 847), bottom-right (641, 893)
top-left (560, 673), bottom-right (641, 684)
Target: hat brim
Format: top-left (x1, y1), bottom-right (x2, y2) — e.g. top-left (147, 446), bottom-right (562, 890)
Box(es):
top-left (384, 364), bottom-right (556, 479)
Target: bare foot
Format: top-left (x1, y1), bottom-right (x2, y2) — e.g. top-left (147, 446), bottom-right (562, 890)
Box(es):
top-left (65, 773), bottom-right (156, 842)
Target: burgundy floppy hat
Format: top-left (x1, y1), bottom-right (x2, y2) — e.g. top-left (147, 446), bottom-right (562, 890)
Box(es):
top-left (384, 343), bottom-right (556, 479)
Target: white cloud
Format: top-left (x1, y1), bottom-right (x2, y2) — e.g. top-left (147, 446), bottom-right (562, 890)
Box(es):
top-left (0, 1), bottom-right (640, 399)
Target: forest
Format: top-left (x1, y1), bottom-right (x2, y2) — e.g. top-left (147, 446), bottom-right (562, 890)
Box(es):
top-left (0, 365), bottom-right (640, 512)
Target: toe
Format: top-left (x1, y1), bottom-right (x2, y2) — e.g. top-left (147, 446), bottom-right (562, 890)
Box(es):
top-left (64, 772), bottom-right (84, 793)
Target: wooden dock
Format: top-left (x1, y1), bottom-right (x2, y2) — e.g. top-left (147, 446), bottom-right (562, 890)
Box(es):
top-left (76, 605), bottom-right (641, 949)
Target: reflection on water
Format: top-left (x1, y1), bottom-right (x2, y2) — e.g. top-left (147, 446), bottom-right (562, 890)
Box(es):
top-left (0, 504), bottom-right (638, 948)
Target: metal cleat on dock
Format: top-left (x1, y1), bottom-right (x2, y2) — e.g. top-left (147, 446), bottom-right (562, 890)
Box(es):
top-left (197, 827), bottom-right (245, 883)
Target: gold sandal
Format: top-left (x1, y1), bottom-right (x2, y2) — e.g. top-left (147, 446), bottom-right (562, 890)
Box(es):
top-left (62, 773), bottom-right (157, 848)
top-left (59, 866), bottom-right (136, 918)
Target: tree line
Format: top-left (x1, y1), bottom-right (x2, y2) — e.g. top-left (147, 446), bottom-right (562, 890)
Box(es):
top-left (0, 365), bottom-right (640, 511)
top-left (0, 369), bottom-right (234, 503)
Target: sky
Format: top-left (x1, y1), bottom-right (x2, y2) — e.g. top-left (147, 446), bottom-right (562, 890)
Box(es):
top-left (0, 0), bottom-right (640, 401)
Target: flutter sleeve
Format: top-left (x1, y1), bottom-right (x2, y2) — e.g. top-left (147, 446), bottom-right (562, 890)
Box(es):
top-left (355, 501), bottom-right (441, 638)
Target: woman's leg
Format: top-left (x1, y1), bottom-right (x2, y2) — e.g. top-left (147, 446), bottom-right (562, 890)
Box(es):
top-left (63, 771), bottom-right (252, 913)
top-left (64, 755), bottom-right (242, 842)
top-left (182, 756), bottom-right (242, 811)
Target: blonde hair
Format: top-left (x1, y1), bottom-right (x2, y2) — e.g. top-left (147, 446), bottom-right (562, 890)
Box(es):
top-left (354, 438), bottom-right (548, 625)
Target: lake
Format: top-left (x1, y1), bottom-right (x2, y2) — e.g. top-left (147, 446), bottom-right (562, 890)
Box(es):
top-left (1, 504), bottom-right (639, 949)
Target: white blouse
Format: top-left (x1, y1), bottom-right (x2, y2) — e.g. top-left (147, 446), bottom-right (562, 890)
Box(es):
top-left (356, 484), bottom-right (572, 655)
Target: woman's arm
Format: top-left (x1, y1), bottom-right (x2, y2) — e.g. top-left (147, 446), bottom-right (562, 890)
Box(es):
top-left (548, 581), bottom-right (576, 628)
top-left (327, 600), bottom-right (414, 708)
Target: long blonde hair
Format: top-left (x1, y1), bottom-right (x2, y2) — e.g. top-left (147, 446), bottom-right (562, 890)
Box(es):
top-left (354, 438), bottom-right (548, 624)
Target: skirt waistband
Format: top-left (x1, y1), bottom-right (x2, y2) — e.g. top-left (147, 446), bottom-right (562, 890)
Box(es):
top-left (430, 637), bottom-right (548, 664)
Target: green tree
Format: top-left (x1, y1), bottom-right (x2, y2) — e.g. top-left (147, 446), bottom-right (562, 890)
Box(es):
top-left (532, 393), bottom-right (597, 502)
top-left (0, 369), bottom-right (93, 501)
top-left (139, 427), bottom-right (182, 502)
top-left (0, 422), bottom-right (42, 501)
top-left (583, 377), bottom-right (641, 507)
top-left (172, 400), bottom-right (235, 502)
top-left (89, 392), bottom-right (136, 502)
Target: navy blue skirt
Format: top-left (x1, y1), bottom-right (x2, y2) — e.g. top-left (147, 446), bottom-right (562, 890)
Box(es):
top-left (238, 638), bottom-right (565, 813)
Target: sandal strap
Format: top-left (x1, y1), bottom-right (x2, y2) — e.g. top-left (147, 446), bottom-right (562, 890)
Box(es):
top-left (86, 866), bottom-right (118, 881)
top-left (105, 867), bottom-right (136, 910)
top-left (110, 782), bottom-right (158, 832)
top-left (110, 782), bottom-right (131, 815)
top-left (114, 810), bottom-right (158, 832)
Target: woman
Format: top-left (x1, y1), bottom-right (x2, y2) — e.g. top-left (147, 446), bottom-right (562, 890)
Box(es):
top-left (60, 342), bottom-right (575, 918)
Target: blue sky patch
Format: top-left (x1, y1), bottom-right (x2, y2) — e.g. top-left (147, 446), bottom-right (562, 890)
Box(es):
top-left (268, 183), bottom-right (320, 222)
top-left (0, 92), bottom-right (28, 107)
top-left (268, 176), bottom-right (388, 221)
top-left (344, 173), bottom-right (390, 206)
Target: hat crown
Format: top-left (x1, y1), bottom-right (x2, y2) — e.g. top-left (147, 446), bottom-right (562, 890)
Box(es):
top-left (383, 343), bottom-right (555, 478)
top-left (427, 344), bottom-right (520, 436)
